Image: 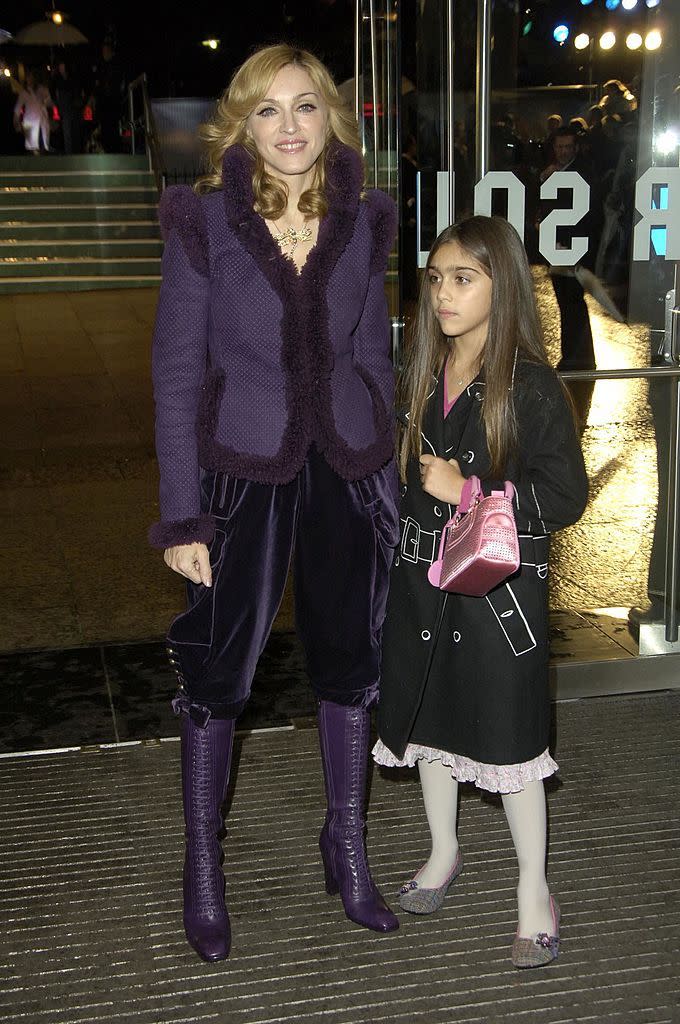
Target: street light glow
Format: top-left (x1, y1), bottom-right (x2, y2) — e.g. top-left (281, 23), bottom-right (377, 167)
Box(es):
top-left (621, 0), bottom-right (638, 8)
top-left (51, 11), bottom-right (64, 24)
top-left (605, 0), bottom-right (620, 8)
top-left (201, 38), bottom-right (220, 50)
top-left (626, 32), bottom-right (643, 48)
top-left (553, 24), bottom-right (569, 44)
top-left (645, 29), bottom-right (662, 49)
top-left (574, 33), bottom-right (590, 49)
top-left (600, 31), bottom-right (616, 49)
top-left (3, 67), bottom-right (10, 77)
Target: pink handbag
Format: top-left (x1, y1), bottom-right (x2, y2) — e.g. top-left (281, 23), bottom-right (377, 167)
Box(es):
top-left (427, 475), bottom-right (520, 596)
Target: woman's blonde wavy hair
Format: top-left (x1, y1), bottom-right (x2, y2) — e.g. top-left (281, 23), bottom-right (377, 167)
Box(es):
top-left (194, 44), bottom-right (363, 220)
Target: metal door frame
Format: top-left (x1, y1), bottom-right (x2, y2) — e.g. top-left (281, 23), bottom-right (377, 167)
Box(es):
top-left (355, 0), bottom-right (680, 699)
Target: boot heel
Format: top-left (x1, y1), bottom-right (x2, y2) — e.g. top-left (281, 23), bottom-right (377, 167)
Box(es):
top-left (320, 833), bottom-right (340, 894)
top-left (324, 863), bottom-right (340, 896)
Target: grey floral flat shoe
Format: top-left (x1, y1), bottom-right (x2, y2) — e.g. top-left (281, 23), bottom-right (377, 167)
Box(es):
top-left (511, 896), bottom-right (561, 968)
top-left (397, 851), bottom-right (463, 915)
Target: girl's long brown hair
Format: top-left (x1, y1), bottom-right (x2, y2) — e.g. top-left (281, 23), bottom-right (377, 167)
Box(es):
top-left (398, 215), bottom-right (550, 483)
top-left (194, 44), bottom-right (363, 220)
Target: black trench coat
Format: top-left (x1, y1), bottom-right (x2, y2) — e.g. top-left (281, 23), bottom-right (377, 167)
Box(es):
top-left (377, 359), bottom-right (588, 766)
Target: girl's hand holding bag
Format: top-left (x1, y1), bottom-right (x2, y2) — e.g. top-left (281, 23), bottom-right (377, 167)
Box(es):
top-left (427, 475), bottom-right (520, 597)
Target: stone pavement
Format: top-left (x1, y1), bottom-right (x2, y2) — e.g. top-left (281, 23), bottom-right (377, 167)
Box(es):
top-left (1, 692), bottom-right (678, 1024)
top-left (0, 287), bottom-right (295, 654)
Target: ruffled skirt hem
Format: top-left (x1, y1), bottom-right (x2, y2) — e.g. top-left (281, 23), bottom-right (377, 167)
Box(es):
top-left (372, 739), bottom-right (558, 794)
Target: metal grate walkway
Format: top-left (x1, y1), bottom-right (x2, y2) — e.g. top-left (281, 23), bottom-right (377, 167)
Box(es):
top-left (1, 693), bottom-right (679, 1024)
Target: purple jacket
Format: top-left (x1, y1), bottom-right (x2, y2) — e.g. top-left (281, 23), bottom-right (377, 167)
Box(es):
top-left (148, 143), bottom-right (398, 549)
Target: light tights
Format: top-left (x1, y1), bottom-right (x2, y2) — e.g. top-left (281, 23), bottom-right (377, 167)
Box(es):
top-left (501, 780), bottom-right (553, 936)
top-left (413, 757), bottom-right (460, 888)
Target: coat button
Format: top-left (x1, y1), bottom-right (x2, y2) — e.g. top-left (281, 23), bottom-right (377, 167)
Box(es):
top-left (421, 630), bottom-right (431, 640)
top-left (453, 631), bottom-right (461, 643)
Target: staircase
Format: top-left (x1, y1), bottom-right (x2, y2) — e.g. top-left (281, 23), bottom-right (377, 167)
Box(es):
top-left (0, 154), bottom-right (162, 293)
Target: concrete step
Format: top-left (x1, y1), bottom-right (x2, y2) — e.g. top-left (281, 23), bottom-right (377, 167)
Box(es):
top-left (0, 170), bottom-right (157, 188)
top-left (0, 221), bottom-right (160, 241)
top-left (0, 154), bottom-right (150, 172)
top-left (0, 275), bottom-right (160, 293)
top-left (0, 204), bottom-right (158, 223)
top-left (0, 239), bottom-right (163, 259)
top-left (0, 187), bottom-right (158, 207)
top-left (0, 256), bottom-right (161, 278)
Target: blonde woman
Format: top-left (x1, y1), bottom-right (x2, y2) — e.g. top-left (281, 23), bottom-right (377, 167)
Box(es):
top-left (150, 44), bottom-right (399, 961)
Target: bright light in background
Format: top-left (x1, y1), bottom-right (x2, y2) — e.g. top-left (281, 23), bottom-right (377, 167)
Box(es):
top-left (645, 29), bottom-right (662, 49)
top-left (553, 24), bottom-right (569, 44)
top-left (575, 32), bottom-right (590, 49)
top-left (600, 31), bottom-right (616, 49)
top-left (3, 67), bottom-right (10, 78)
top-left (580, 0), bottom-right (594, 5)
top-left (654, 130), bottom-right (678, 155)
top-left (645, 0), bottom-right (661, 6)
top-left (626, 32), bottom-right (643, 48)
top-left (51, 11), bottom-right (63, 24)
top-left (201, 39), bottom-right (220, 50)
top-left (621, 0), bottom-right (638, 8)
top-left (605, 0), bottom-right (620, 8)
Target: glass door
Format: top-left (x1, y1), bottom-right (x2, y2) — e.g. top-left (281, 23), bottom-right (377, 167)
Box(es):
top-left (356, 0), bottom-right (680, 696)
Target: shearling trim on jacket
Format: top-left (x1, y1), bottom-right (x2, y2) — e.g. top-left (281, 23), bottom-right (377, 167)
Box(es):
top-left (367, 195), bottom-right (398, 275)
top-left (158, 187), bottom-right (208, 277)
top-left (148, 514), bottom-right (215, 549)
top-left (150, 142), bottom-right (397, 548)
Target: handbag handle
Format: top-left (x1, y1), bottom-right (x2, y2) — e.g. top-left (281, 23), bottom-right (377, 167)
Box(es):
top-left (458, 475), bottom-right (515, 513)
top-left (432, 476), bottom-right (516, 566)
top-left (458, 475), bottom-right (481, 514)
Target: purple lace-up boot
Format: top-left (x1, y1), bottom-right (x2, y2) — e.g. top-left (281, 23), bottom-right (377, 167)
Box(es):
top-left (178, 704), bottom-right (235, 961)
top-left (317, 700), bottom-right (399, 933)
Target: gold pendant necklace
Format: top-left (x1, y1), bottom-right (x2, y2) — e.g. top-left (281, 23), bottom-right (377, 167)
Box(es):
top-left (448, 355), bottom-right (471, 389)
top-left (273, 221), bottom-right (313, 254)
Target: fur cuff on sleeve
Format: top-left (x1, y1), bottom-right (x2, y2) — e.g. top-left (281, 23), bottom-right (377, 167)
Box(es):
top-left (148, 514), bottom-right (215, 549)
top-left (365, 190), bottom-right (399, 275)
top-left (158, 185), bottom-right (209, 277)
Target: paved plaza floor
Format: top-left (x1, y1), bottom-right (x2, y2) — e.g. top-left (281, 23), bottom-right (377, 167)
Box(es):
top-left (1, 692), bottom-right (678, 1024)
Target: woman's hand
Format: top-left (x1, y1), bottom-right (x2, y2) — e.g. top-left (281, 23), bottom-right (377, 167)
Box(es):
top-left (164, 543), bottom-right (212, 587)
top-left (419, 455), bottom-right (466, 505)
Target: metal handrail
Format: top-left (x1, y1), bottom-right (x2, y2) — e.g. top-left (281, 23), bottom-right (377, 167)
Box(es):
top-left (127, 73), bottom-right (165, 193)
top-left (559, 366), bottom-right (680, 381)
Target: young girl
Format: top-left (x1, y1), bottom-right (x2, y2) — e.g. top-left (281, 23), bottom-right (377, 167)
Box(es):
top-left (373, 216), bottom-right (588, 968)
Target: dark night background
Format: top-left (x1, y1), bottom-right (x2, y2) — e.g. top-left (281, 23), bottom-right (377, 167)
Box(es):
top-left (1, 0), bottom-right (662, 99)
top-left (1, 0), bottom-right (357, 97)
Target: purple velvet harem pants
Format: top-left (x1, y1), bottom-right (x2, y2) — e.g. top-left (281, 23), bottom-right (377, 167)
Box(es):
top-left (167, 446), bottom-right (399, 719)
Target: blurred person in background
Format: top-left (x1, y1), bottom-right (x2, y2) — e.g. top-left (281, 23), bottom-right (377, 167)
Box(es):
top-left (13, 70), bottom-right (52, 154)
